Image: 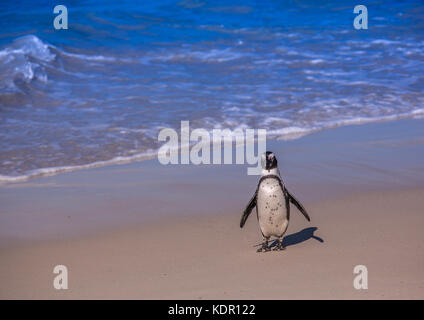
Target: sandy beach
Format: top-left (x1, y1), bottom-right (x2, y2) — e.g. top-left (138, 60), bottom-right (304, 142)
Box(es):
top-left (1, 0), bottom-right (424, 303)
top-left (1, 119), bottom-right (424, 299)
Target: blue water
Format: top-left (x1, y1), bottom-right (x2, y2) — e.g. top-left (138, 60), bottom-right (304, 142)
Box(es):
top-left (0, 0), bottom-right (423, 181)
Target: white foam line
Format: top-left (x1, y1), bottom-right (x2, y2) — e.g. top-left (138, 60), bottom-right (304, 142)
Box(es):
top-left (267, 109), bottom-right (424, 141)
top-left (1, 109), bottom-right (423, 184)
top-left (0, 150), bottom-right (158, 184)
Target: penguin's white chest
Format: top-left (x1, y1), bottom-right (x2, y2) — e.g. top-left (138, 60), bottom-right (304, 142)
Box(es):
top-left (257, 179), bottom-right (289, 238)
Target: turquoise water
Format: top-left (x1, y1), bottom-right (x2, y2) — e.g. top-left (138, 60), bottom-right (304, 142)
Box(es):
top-left (0, 1), bottom-right (423, 181)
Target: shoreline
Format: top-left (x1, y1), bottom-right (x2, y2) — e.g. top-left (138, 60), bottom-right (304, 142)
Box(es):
top-left (1, 118), bottom-right (424, 244)
top-left (1, 113), bottom-right (423, 185)
top-left (1, 118), bottom-right (424, 299)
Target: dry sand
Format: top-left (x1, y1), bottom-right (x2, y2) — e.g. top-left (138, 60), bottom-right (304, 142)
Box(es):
top-left (1, 188), bottom-right (424, 299)
top-left (1, 119), bottom-right (424, 299)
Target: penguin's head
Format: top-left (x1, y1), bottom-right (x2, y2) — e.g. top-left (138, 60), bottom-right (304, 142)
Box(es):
top-left (261, 151), bottom-right (278, 171)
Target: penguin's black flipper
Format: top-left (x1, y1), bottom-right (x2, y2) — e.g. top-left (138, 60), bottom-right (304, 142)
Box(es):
top-left (287, 190), bottom-right (310, 222)
top-left (240, 194), bottom-right (257, 228)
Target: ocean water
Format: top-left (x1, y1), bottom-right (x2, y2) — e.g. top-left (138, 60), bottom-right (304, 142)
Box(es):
top-left (0, 0), bottom-right (423, 182)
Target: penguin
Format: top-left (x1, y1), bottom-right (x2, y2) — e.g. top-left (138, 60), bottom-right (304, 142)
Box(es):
top-left (240, 151), bottom-right (311, 252)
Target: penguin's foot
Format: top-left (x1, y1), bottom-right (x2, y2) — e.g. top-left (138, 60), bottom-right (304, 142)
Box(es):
top-left (257, 241), bottom-right (271, 252)
top-left (273, 241), bottom-right (285, 251)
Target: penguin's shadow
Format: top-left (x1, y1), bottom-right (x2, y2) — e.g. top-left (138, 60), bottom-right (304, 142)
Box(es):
top-left (270, 227), bottom-right (324, 248)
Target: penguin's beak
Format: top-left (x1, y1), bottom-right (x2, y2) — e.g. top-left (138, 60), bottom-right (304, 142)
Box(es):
top-left (265, 161), bottom-right (272, 170)
top-left (265, 154), bottom-right (275, 170)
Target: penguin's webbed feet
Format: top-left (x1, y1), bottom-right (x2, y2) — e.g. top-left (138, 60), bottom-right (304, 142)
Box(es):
top-left (257, 240), bottom-right (271, 253)
top-left (272, 243), bottom-right (286, 251)
top-left (272, 239), bottom-right (285, 251)
top-left (257, 246), bottom-right (271, 253)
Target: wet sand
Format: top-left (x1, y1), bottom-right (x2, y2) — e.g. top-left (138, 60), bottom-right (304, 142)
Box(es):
top-left (1, 119), bottom-right (424, 299)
